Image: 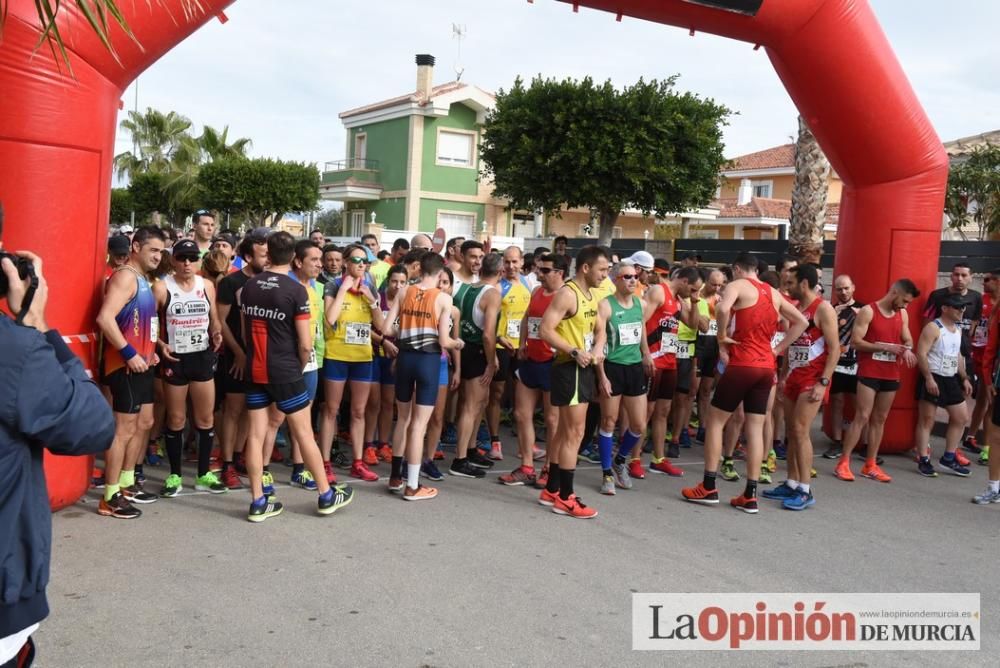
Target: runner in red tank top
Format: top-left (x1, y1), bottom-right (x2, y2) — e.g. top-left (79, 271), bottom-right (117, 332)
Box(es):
top-left (766, 265), bottom-right (840, 511)
top-left (682, 252), bottom-right (806, 514)
top-left (968, 271), bottom-right (999, 456)
top-left (836, 279), bottom-right (920, 484)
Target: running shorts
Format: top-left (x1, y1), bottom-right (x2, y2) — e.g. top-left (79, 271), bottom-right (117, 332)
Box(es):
top-left (218, 352), bottom-right (249, 395)
top-left (516, 358), bottom-right (553, 392)
top-left (551, 362), bottom-right (595, 407)
top-left (376, 356), bottom-right (395, 386)
top-left (303, 369), bottom-right (319, 401)
top-left (461, 343), bottom-right (488, 380)
top-left (858, 376), bottom-right (901, 393)
top-left (246, 379), bottom-right (310, 414)
top-left (160, 349), bottom-right (218, 386)
top-left (496, 348), bottom-right (516, 382)
top-left (675, 357), bottom-right (694, 395)
top-left (783, 371), bottom-right (824, 402)
top-left (711, 365), bottom-right (775, 415)
top-left (323, 358), bottom-right (375, 383)
top-left (916, 373), bottom-right (966, 408)
top-left (603, 361), bottom-right (647, 397)
top-left (831, 371), bottom-right (858, 395)
top-left (396, 349), bottom-right (441, 406)
top-left (105, 368), bottom-right (155, 414)
top-left (648, 368), bottom-right (677, 401)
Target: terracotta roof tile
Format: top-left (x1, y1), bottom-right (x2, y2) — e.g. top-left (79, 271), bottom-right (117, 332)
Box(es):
top-left (712, 197), bottom-right (791, 220)
top-left (340, 81), bottom-right (496, 119)
top-left (724, 144), bottom-right (795, 171)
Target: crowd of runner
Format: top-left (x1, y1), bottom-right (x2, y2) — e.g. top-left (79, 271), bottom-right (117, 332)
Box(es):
top-left (92, 212), bottom-right (1000, 522)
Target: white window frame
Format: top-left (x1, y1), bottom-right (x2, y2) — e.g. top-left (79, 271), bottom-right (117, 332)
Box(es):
top-left (354, 133), bottom-right (367, 163)
top-left (751, 179), bottom-right (773, 199)
top-left (349, 210), bottom-right (365, 238)
top-left (435, 128), bottom-right (477, 169)
top-left (436, 210), bottom-right (476, 238)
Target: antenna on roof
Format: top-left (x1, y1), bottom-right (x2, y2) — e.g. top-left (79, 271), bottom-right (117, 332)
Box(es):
top-left (452, 23), bottom-right (466, 81)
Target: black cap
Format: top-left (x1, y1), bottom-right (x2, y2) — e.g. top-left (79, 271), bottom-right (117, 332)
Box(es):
top-left (108, 234), bottom-right (130, 256)
top-left (942, 294), bottom-right (967, 310)
top-left (172, 239), bottom-right (200, 258)
top-left (653, 258), bottom-right (671, 275)
top-left (249, 227), bottom-right (273, 241)
top-left (212, 233), bottom-right (237, 249)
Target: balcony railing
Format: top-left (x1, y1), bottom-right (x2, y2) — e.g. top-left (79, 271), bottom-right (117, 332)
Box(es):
top-left (323, 158), bottom-right (380, 172)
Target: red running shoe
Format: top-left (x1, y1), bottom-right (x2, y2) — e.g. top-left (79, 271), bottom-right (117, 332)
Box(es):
top-left (629, 458), bottom-right (646, 480)
top-left (363, 446), bottom-right (379, 466)
top-left (649, 457), bottom-right (684, 477)
top-left (551, 494), bottom-right (598, 519)
top-left (378, 444), bottom-right (393, 463)
top-left (954, 450), bottom-right (971, 467)
top-left (349, 460), bottom-right (379, 482)
top-left (681, 482), bottom-right (719, 505)
top-left (270, 447), bottom-right (285, 464)
top-left (534, 465), bottom-right (549, 489)
top-left (730, 494), bottom-right (759, 514)
top-left (221, 467), bottom-right (243, 490)
top-left (538, 488), bottom-right (558, 507)
top-left (323, 460), bottom-right (337, 484)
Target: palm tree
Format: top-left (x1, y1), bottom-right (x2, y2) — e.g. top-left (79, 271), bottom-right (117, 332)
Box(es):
top-left (198, 125), bottom-right (252, 161)
top-left (113, 108), bottom-right (194, 180)
top-left (788, 115), bottom-right (830, 265)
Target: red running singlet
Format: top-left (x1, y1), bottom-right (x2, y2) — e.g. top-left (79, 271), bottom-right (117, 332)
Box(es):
top-left (728, 277), bottom-right (778, 370)
top-left (646, 283), bottom-right (680, 371)
top-left (786, 297), bottom-right (827, 382)
top-left (857, 305), bottom-right (904, 381)
top-left (524, 288), bottom-right (556, 362)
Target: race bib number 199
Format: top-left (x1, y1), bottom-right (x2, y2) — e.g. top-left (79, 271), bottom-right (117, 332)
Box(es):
top-left (345, 322), bottom-right (371, 345)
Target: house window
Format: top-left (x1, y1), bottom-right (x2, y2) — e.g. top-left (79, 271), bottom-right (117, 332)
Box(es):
top-left (689, 229), bottom-right (720, 239)
top-left (349, 210), bottom-right (365, 237)
top-left (437, 211), bottom-right (476, 238)
top-left (751, 180), bottom-right (773, 198)
top-left (437, 130), bottom-right (475, 167)
top-left (354, 133), bottom-right (367, 165)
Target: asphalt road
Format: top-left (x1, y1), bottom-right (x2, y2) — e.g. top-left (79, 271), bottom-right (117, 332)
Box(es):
top-left (37, 425), bottom-right (998, 667)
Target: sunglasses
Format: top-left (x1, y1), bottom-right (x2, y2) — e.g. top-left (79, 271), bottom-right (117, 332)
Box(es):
top-left (618, 274), bottom-right (638, 281)
top-left (347, 256), bottom-right (369, 265)
top-left (175, 255), bottom-right (199, 263)
top-left (537, 267), bottom-right (559, 274)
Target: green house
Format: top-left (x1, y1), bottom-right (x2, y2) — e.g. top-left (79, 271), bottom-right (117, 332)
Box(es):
top-left (320, 54), bottom-right (510, 240)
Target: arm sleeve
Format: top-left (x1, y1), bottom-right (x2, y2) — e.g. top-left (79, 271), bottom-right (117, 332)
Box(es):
top-left (15, 330), bottom-right (115, 456)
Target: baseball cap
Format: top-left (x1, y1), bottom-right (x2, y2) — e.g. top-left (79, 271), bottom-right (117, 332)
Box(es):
top-left (172, 239), bottom-right (200, 258)
top-left (942, 294), bottom-right (967, 310)
top-left (108, 234), bottom-right (130, 256)
top-left (212, 233), bottom-right (237, 249)
top-left (249, 227), bottom-right (274, 242)
top-left (625, 250), bottom-right (654, 269)
top-left (119, 224), bottom-right (134, 234)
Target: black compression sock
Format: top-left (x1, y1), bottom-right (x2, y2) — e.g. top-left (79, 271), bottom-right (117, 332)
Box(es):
top-left (164, 429), bottom-right (183, 477)
top-left (602, 468), bottom-right (612, 477)
top-left (196, 428), bottom-right (214, 478)
top-left (292, 463), bottom-right (304, 475)
top-left (546, 463), bottom-right (561, 494)
top-left (744, 479), bottom-right (758, 499)
top-left (614, 454), bottom-right (627, 467)
top-left (391, 456), bottom-right (404, 479)
top-left (558, 467), bottom-right (575, 501)
top-left (703, 470), bottom-right (717, 491)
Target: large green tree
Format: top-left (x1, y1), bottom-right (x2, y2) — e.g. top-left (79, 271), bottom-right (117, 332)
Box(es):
top-left (198, 158), bottom-right (320, 228)
top-left (113, 108), bottom-right (194, 180)
top-left (480, 76), bottom-right (731, 245)
top-left (945, 143), bottom-right (1000, 240)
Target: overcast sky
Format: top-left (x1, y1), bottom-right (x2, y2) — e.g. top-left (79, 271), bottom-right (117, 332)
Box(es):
top-left (116, 0), bottom-right (999, 171)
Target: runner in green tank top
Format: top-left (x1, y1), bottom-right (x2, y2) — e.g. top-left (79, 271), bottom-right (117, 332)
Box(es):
top-left (594, 261), bottom-right (656, 495)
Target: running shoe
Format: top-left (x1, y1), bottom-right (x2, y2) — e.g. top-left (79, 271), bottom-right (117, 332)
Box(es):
top-left (535, 465), bottom-right (549, 489)
top-left (323, 461), bottom-right (337, 484)
top-left (420, 460), bottom-right (444, 482)
top-left (678, 430), bottom-right (692, 448)
top-left (682, 482), bottom-right (719, 505)
top-left (467, 448), bottom-right (495, 469)
top-left (476, 423), bottom-right (490, 444)
top-left (270, 446), bottom-right (286, 464)
top-left (498, 466), bottom-right (535, 486)
top-left (332, 449), bottom-right (352, 469)
top-left (221, 467), bottom-right (243, 490)
top-left (962, 436), bottom-right (982, 454)
top-left (262, 470), bottom-right (276, 496)
top-left (629, 458), bottom-right (646, 480)
top-left (291, 470), bottom-right (319, 490)
top-left (611, 461), bottom-right (633, 490)
top-left (488, 441), bottom-right (504, 461)
top-left (121, 485), bottom-right (157, 504)
top-left (577, 445), bottom-right (601, 465)
top-left (917, 458), bottom-right (938, 478)
top-left (403, 485), bottom-right (438, 501)
top-left (91, 468), bottom-right (105, 489)
top-left (449, 460), bottom-right (486, 478)
top-left (532, 445), bottom-right (546, 461)
top-left (853, 450), bottom-right (884, 465)
top-left (434, 447), bottom-right (446, 461)
top-left (134, 466), bottom-right (146, 487)
top-left (442, 423), bottom-right (458, 444)
top-left (195, 471), bottom-right (227, 494)
top-left (979, 446), bottom-right (990, 465)
top-left (248, 497), bottom-right (283, 522)
top-left (762, 481), bottom-right (797, 500)
top-left (318, 484), bottom-right (354, 515)
top-left (773, 441), bottom-right (787, 460)
top-left (349, 461), bottom-right (379, 482)
top-left (538, 488), bottom-right (558, 507)
top-left (666, 442), bottom-right (681, 459)
top-left (600, 475), bottom-right (616, 495)
top-left (720, 459), bottom-right (740, 482)
top-left (765, 449), bottom-right (777, 473)
top-left (649, 456), bottom-right (684, 477)
top-left (782, 491), bottom-right (814, 511)
top-left (860, 462), bottom-right (892, 483)
top-left (759, 467), bottom-right (772, 485)
top-left (810, 467), bottom-right (817, 478)
top-left (954, 450), bottom-right (972, 467)
top-left (938, 456), bottom-right (971, 477)
top-left (234, 455), bottom-right (248, 475)
top-left (695, 426), bottom-right (706, 444)
top-left (833, 460), bottom-right (855, 481)
top-left (388, 477), bottom-right (404, 492)
top-left (146, 441), bottom-right (164, 466)
top-left (972, 487), bottom-right (1000, 505)
top-left (552, 494), bottom-right (598, 519)
top-left (821, 443), bottom-right (842, 460)
top-left (733, 444), bottom-right (747, 460)
top-left (98, 492), bottom-right (141, 519)
top-left (730, 494), bottom-right (759, 514)
top-left (160, 474), bottom-right (183, 498)
top-left (363, 446), bottom-right (379, 466)
top-left (378, 444), bottom-right (393, 463)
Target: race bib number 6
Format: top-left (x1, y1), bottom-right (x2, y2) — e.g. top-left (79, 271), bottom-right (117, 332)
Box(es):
top-left (618, 322), bottom-right (642, 346)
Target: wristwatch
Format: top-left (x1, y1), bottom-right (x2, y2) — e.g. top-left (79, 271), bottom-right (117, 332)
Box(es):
top-left (818, 377), bottom-right (830, 387)
top-left (570, 348), bottom-right (579, 359)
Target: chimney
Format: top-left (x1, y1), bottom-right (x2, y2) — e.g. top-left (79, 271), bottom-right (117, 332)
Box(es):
top-left (737, 178), bottom-right (753, 205)
top-left (416, 54), bottom-right (435, 99)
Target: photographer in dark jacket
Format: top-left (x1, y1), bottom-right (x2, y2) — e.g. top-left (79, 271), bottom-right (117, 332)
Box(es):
top-left (0, 214), bottom-right (115, 666)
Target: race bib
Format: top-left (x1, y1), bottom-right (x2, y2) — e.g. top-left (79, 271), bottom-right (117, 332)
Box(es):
top-left (506, 319), bottom-right (522, 339)
top-left (150, 316), bottom-right (159, 344)
top-left (345, 322), bottom-right (371, 345)
top-left (770, 331), bottom-right (785, 350)
top-left (661, 332), bottom-right (678, 355)
top-left (940, 355), bottom-right (959, 376)
top-left (676, 342), bottom-right (692, 360)
top-left (304, 349), bottom-right (319, 373)
top-left (788, 345), bottom-right (810, 369)
top-left (834, 363), bottom-right (857, 376)
top-left (872, 349), bottom-right (897, 363)
top-left (707, 320), bottom-right (718, 336)
top-left (173, 328), bottom-right (208, 354)
top-left (527, 317), bottom-right (542, 340)
top-left (618, 322), bottom-right (642, 346)
top-left (584, 332), bottom-right (594, 352)
top-left (973, 320), bottom-right (988, 347)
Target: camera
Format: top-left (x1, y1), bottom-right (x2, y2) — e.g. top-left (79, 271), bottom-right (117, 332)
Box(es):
top-left (0, 250), bottom-right (33, 296)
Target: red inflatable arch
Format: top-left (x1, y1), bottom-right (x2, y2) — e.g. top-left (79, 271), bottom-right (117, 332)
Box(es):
top-left (0, 0), bottom-right (945, 507)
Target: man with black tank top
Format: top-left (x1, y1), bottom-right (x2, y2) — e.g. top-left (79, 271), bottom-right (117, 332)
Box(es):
top-left (835, 279), bottom-right (920, 484)
top-left (824, 274), bottom-right (864, 459)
